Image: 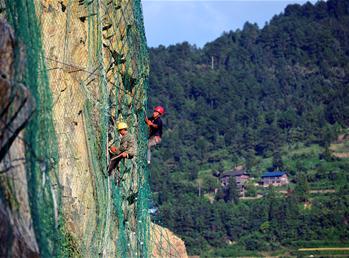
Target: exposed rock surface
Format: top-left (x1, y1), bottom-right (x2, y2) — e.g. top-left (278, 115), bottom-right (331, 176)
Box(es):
top-left (0, 1), bottom-right (188, 257)
top-left (151, 223), bottom-right (189, 258)
top-left (0, 19), bottom-right (39, 258)
top-left (0, 20), bottom-right (35, 162)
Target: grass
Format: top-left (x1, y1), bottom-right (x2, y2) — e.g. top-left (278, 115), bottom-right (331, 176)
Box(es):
top-left (331, 141), bottom-right (349, 153)
top-left (284, 151), bottom-right (322, 173)
top-left (204, 193), bottom-right (215, 202)
top-left (288, 240), bottom-right (349, 248)
top-left (197, 168), bottom-right (213, 178)
top-left (206, 242), bottom-right (349, 258)
top-left (293, 248), bottom-right (349, 257)
top-left (309, 181), bottom-right (337, 190)
top-left (58, 220), bottom-right (82, 258)
top-left (249, 144), bottom-right (323, 177)
top-left (202, 245), bottom-right (260, 257)
top-left (330, 129), bottom-right (349, 157)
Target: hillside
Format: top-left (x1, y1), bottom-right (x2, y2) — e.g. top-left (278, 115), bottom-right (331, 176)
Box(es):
top-left (147, 0), bottom-right (349, 255)
top-left (331, 129), bottom-right (349, 158)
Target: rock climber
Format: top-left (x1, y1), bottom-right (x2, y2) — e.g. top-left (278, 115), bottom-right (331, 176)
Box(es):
top-left (145, 106), bottom-right (164, 164)
top-left (108, 121), bottom-right (136, 177)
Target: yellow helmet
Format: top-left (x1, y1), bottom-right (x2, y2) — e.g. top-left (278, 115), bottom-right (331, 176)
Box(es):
top-left (117, 122), bottom-right (128, 130)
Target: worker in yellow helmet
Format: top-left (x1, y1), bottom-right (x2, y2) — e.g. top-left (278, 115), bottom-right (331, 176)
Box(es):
top-left (108, 122), bottom-right (136, 177)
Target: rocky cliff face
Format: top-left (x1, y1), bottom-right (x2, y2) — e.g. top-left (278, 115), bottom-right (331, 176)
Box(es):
top-left (151, 224), bottom-right (189, 258)
top-left (0, 1), bottom-right (187, 257)
top-left (0, 19), bottom-right (39, 258)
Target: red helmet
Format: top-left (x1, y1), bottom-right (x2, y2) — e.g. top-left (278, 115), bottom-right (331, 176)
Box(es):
top-left (154, 106), bottom-right (165, 115)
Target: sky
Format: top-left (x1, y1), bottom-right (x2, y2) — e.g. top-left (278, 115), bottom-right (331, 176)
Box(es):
top-left (142, 0), bottom-right (318, 48)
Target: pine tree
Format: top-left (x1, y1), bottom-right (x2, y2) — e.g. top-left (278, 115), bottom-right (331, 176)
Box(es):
top-left (224, 176), bottom-right (240, 204)
top-left (294, 173), bottom-right (309, 202)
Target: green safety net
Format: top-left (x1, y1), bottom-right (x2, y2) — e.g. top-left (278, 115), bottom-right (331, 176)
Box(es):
top-left (0, 0), bottom-right (182, 257)
top-left (2, 0), bottom-right (63, 256)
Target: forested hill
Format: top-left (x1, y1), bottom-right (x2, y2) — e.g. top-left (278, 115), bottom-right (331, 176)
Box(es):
top-left (147, 0), bottom-right (349, 255)
top-left (148, 0), bottom-right (349, 175)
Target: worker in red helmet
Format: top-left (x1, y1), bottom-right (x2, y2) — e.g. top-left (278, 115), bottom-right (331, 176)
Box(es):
top-left (145, 106), bottom-right (164, 164)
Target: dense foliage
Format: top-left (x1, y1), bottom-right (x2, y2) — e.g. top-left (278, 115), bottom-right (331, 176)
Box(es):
top-left (155, 186), bottom-right (349, 254)
top-left (147, 0), bottom-right (349, 255)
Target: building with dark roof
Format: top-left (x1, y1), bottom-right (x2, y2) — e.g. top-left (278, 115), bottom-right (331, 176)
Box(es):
top-left (261, 171), bottom-right (289, 187)
top-left (220, 168), bottom-right (250, 188)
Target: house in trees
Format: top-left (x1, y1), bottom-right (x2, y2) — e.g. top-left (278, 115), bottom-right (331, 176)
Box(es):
top-left (220, 168), bottom-right (250, 190)
top-left (261, 171), bottom-right (289, 187)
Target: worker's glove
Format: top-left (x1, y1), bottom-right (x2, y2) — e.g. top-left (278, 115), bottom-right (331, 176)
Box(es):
top-left (110, 146), bottom-right (118, 154)
top-left (145, 117), bottom-right (152, 125)
top-left (119, 152), bottom-right (128, 158)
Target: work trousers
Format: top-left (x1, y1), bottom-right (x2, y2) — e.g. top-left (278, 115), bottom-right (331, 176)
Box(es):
top-left (147, 136), bottom-right (161, 163)
top-left (108, 154), bottom-right (122, 176)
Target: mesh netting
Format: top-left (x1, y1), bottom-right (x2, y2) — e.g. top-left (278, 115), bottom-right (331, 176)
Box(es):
top-left (2, 0), bottom-right (63, 256)
top-left (1, 0), bottom-right (182, 257)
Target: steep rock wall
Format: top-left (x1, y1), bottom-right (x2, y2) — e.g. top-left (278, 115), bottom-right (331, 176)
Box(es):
top-left (0, 0), bottom-right (188, 257)
top-left (0, 18), bottom-right (39, 258)
top-left (151, 224), bottom-right (189, 258)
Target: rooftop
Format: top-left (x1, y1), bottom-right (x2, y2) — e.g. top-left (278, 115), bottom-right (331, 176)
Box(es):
top-left (221, 169), bottom-right (249, 177)
top-left (261, 171), bottom-right (287, 178)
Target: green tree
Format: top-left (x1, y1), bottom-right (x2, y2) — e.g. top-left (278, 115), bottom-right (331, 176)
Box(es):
top-left (224, 176), bottom-right (240, 204)
top-left (272, 151), bottom-right (284, 171)
top-left (202, 176), bottom-right (220, 193)
top-left (294, 173), bottom-right (309, 202)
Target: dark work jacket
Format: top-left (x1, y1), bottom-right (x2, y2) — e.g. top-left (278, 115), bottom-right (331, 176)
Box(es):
top-left (148, 116), bottom-right (163, 138)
